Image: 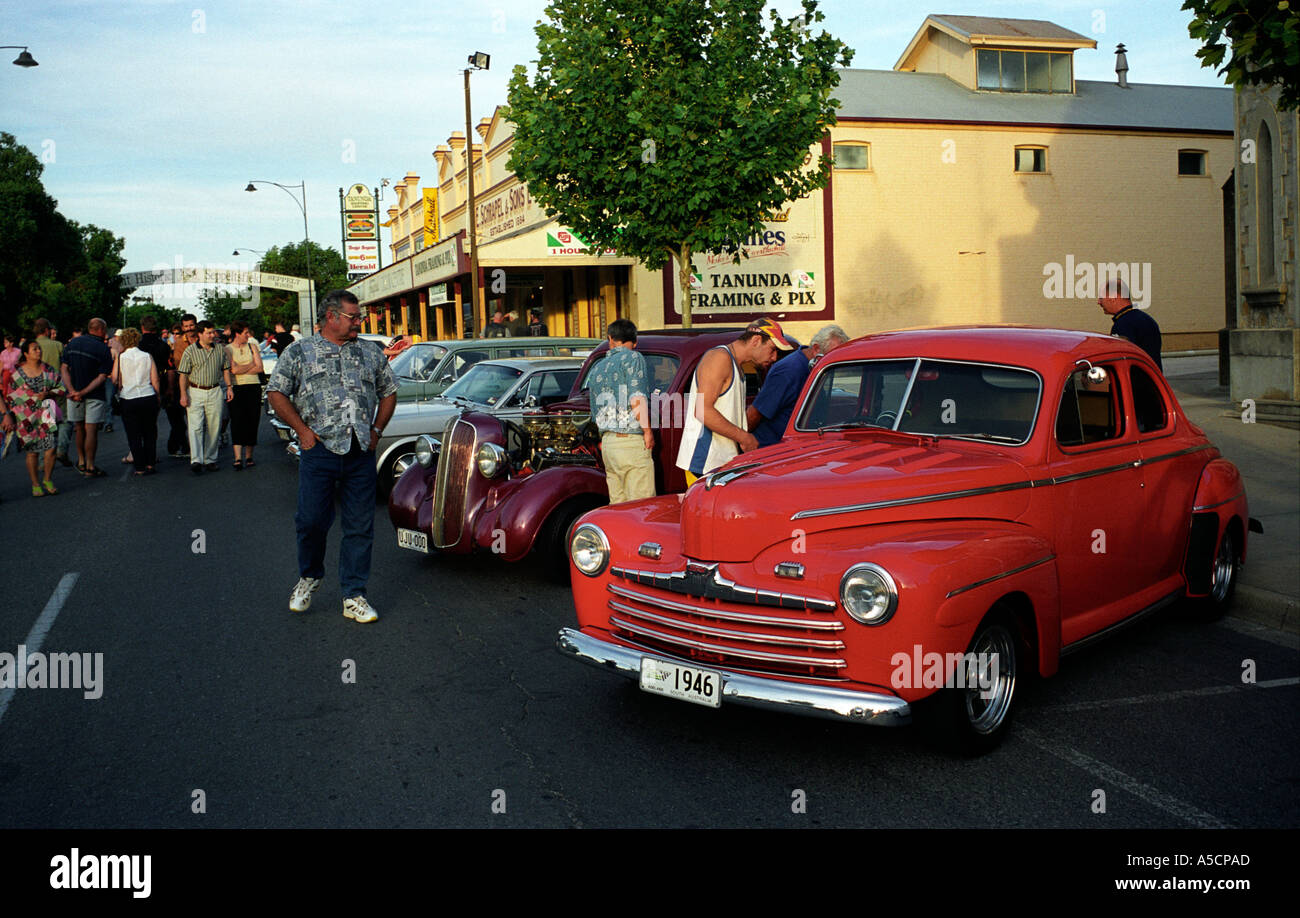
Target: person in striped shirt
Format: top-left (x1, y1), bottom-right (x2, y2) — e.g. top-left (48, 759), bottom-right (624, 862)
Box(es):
top-left (177, 320), bottom-right (233, 473)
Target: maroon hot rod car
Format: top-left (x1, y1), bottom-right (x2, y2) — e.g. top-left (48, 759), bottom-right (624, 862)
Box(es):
top-left (388, 329), bottom-right (759, 567)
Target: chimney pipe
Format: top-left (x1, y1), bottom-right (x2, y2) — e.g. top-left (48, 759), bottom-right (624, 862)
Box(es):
top-left (1115, 43), bottom-right (1129, 88)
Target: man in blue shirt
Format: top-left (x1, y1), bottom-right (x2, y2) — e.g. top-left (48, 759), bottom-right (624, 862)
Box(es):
top-left (586, 318), bottom-right (655, 503)
top-left (60, 317), bottom-right (113, 476)
top-left (747, 324), bottom-right (849, 447)
top-left (1098, 278), bottom-right (1162, 371)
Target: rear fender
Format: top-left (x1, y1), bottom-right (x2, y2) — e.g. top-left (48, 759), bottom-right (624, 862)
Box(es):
top-left (1186, 459), bottom-right (1250, 595)
top-left (473, 465), bottom-right (610, 561)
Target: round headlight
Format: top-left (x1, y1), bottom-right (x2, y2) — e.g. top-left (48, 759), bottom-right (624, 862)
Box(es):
top-left (840, 563), bottom-right (898, 625)
top-left (570, 523), bottom-right (610, 577)
top-left (415, 435), bottom-right (440, 467)
top-left (476, 442), bottom-right (508, 478)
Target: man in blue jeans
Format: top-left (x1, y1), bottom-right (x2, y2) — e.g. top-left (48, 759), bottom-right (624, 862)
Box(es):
top-left (267, 290), bottom-right (398, 624)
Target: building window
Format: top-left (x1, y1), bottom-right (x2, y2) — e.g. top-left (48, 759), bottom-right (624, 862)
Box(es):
top-left (1178, 150), bottom-right (1207, 176)
top-left (833, 143), bottom-right (870, 170)
top-left (1257, 122), bottom-right (1277, 283)
top-left (977, 50), bottom-right (1072, 93)
top-left (1014, 146), bottom-right (1047, 173)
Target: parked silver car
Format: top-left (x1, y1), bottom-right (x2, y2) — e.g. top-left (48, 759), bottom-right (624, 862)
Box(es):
top-left (270, 355), bottom-right (584, 495)
top-left (374, 356), bottom-right (583, 493)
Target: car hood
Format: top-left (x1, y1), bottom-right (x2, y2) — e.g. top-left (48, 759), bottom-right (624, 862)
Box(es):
top-left (681, 433), bottom-right (1032, 563)
top-left (384, 398), bottom-right (465, 436)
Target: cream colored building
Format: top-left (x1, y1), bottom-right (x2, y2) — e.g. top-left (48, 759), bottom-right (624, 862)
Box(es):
top-left (354, 14), bottom-right (1234, 352)
top-left (819, 15), bottom-right (1234, 351)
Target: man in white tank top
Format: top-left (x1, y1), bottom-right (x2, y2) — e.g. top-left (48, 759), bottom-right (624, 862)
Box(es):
top-left (675, 319), bottom-right (793, 484)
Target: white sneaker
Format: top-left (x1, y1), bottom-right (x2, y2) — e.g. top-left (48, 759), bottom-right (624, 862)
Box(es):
top-left (289, 577), bottom-right (322, 612)
top-left (343, 596), bottom-right (378, 623)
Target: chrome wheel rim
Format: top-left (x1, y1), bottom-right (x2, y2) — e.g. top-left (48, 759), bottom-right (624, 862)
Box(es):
top-left (964, 624), bottom-right (1016, 735)
top-left (1210, 530), bottom-right (1236, 604)
top-left (392, 452), bottom-right (415, 485)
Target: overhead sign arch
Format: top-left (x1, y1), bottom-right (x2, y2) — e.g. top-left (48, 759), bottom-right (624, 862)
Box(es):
top-left (119, 267), bottom-right (317, 331)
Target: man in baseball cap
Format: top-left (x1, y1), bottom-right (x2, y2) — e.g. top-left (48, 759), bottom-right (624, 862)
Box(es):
top-left (745, 318), bottom-right (796, 353)
top-left (674, 317), bottom-right (790, 484)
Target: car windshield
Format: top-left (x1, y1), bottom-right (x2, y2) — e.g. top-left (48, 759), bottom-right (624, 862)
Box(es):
top-left (442, 363), bottom-right (524, 406)
top-left (577, 352), bottom-right (680, 392)
top-left (391, 344), bottom-right (447, 379)
top-left (796, 358), bottom-right (1041, 443)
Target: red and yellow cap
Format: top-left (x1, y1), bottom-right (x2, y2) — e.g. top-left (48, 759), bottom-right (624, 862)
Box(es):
top-left (746, 318), bottom-right (795, 351)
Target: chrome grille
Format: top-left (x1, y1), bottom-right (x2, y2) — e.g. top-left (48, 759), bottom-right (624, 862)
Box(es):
top-left (433, 417), bottom-right (476, 548)
top-left (607, 567), bottom-right (847, 680)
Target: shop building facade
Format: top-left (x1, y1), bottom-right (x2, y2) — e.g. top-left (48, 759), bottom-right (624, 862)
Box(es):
top-left (354, 14), bottom-right (1235, 353)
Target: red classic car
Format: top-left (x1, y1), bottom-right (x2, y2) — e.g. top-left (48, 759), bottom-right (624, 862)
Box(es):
top-left (557, 327), bottom-right (1259, 754)
top-left (388, 330), bottom-right (760, 567)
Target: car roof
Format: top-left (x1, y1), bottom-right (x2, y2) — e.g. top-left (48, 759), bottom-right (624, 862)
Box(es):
top-left (408, 336), bottom-right (598, 349)
top-left (829, 325), bottom-right (1152, 374)
top-left (471, 356), bottom-right (586, 371)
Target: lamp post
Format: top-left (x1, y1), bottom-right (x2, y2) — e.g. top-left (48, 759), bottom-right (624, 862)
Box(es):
top-left (232, 248), bottom-right (264, 257)
top-left (245, 180), bottom-right (313, 329)
top-left (464, 52), bottom-right (489, 338)
top-left (1, 46), bottom-right (38, 67)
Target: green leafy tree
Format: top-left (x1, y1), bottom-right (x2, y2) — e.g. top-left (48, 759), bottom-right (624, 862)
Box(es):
top-left (120, 296), bottom-right (184, 332)
top-left (255, 241), bottom-right (348, 330)
top-left (199, 288), bottom-right (260, 332)
top-left (0, 133), bottom-right (128, 336)
top-left (505, 0), bottom-right (852, 326)
top-left (1184, 0), bottom-right (1300, 109)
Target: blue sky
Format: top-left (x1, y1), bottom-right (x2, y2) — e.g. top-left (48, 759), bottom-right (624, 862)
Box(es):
top-left (1, 0), bottom-right (1226, 306)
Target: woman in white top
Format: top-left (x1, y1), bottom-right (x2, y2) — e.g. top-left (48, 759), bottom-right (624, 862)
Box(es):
top-left (111, 327), bottom-right (161, 475)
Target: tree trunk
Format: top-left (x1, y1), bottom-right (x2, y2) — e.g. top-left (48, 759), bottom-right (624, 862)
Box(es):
top-left (677, 242), bottom-right (693, 329)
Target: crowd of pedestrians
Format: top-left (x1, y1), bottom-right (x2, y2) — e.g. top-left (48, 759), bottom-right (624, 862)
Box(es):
top-left (1, 314), bottom-right (290, 497)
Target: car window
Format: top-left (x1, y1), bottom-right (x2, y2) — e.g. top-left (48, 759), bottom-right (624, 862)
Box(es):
top-left (797, 359), bottom-right (1040, 443)
top-left (450, 350), bottom-right (489, 379)
top-left (578, 352), bottom-right (681, 393)
top-left (1056, 365), bottom-right (1124, 447)
top-left (1129, 365), bottom-right (1169, 434)
top-left (443, 363), bottom-right (524, 405)
top-left (393, 345), bottom-right (447, 380)
top-left (798, 359), bottom-right (914, 430)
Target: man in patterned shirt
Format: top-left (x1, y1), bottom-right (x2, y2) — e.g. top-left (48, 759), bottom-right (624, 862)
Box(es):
top-left (267, 290), bottom-right (398, 624)
top-left (586, 318), bottom-right (655, 504)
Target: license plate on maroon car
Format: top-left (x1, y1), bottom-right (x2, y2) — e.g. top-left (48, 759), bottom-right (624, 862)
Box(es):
top-left (639, 658), bottom-right (722, 708)
top-left (397, 528), bottom-right (429, 553)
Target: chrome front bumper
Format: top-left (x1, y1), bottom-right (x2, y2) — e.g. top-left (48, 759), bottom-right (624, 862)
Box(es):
top-left (556, 627), bottom-right (912, 726)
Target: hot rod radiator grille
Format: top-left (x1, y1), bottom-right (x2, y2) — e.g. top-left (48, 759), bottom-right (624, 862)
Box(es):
top-left (432, 417), bottom-right (476, 548)
top-left (606, 567), bottom-right (846, 680)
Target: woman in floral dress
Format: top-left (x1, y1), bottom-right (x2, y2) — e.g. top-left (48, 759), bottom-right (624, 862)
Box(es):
top-left (8, 339), bottom-right (68, 496)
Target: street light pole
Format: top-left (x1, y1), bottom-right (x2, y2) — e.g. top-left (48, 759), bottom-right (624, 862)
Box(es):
top-left (245, 180), bottom-right (313, 329)
top-left (1, 46), bottom-right (38, 67)
top-left (464, 52), bottom-right (489, 339)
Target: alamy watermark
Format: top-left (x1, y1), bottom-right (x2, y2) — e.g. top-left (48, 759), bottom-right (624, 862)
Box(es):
top-left (1042, 257), bottom-right (1152, 308)
top-left (592, 386), bottom-right (685, 429)
top-left (50, 848), bottom-right (150, 898)
top-left (0, 645), bottom-right (103, 699)
top-left (890, 644), bottom-right (999, 698)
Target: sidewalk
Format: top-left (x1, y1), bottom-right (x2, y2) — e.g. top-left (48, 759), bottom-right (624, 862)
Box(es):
top-left (1165, 355), bottom-right (1300, 633)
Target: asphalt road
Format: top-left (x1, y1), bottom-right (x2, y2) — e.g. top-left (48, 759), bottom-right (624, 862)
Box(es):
top-left (0, 416), bottom-right (1296, 830)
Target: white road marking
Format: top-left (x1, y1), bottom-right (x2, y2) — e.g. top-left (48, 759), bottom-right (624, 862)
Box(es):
top-left (1043, 677), bottom-right (1299, 713)
top-left (1017, 725), bottom-right (1233, 828)
top-left (0, 573), bottom-right (80, 726)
